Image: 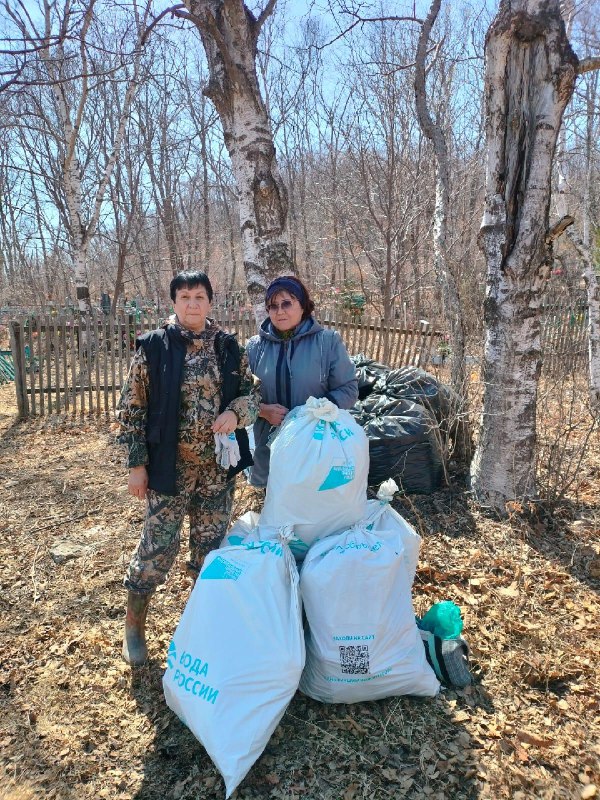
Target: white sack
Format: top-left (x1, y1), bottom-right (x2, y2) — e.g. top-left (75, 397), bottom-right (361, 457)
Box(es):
top-left (299, 523), bottom-right (439, 703)
top-left (163, 530), bottom-right (305, 798)
top-left (219, 511), bottom-right (271, 548)
top-left (259, 397), bottom-right (369, 560)
top-left (362, 479), bottom-right (421, 585)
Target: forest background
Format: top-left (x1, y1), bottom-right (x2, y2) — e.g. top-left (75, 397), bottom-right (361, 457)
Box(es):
top-left (0, 0), bottom-right (595, 325)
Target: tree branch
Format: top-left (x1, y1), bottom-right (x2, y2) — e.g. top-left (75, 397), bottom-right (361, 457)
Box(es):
top-left (546, 215), bottom-right (574, 243)
top-left (414, 0), bottom-right (441, 143)
top-left (141, 4), bottom-right (187, 46)
top-left (318, 15), bottom-right (422, 51)
top-left (577, 56), bottom-right (600, 75)
top-left (255, 0), bottom-right (278, 33)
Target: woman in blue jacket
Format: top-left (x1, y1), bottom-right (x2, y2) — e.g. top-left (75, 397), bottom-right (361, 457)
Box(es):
top-left (245, 275), bottom-right (359, 487)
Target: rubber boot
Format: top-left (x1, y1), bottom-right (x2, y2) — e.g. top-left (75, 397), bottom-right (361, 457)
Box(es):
top-left (122, 591), bottom-right (152, 666)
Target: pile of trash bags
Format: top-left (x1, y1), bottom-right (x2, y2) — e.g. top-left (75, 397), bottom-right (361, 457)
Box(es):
top-left (163, 397), bottom-right (470, 798)
top-left (351, 357), bottom-right (460, 494)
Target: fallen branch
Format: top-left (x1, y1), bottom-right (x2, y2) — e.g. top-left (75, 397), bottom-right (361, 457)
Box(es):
top-left (26, 509), bottom-right (100, 536)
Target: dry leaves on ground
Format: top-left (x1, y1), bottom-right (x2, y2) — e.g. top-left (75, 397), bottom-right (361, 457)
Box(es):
top-left (0, 382), bottom-right (599, 800)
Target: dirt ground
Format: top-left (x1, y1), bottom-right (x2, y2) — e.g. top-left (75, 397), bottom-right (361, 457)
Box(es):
top-left (1, 381), bottom-right (599, 800)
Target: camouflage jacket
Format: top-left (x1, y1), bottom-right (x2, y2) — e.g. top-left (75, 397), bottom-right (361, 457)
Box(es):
top-left (116, 319), bottom-right (260, 470)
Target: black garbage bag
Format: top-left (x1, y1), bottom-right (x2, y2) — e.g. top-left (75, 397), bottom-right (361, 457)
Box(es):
top-left (373, 366), bottom-right (472, 460)
top-left (374, 366), bottom-right (451, 423)
top-left (352, 393), bottom-right (416, 424)
top-left (351, 397), bottom-right (444, 494)
top-left (351, 353), bottom-right (391, 400)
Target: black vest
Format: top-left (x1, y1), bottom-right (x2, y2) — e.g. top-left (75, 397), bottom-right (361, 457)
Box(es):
top-left (138, 325), bottom-right (253, 495)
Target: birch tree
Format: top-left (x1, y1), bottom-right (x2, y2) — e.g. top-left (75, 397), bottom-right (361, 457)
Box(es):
top-left (176, 0), bottom-right (294, 317)
top-left (414, 0), bottom-right (467, 398)
top-left (556, 1), bottom-right (600, 412)
top-left (469, 0), bottom-right (592, 512)
top-left (5, 0), bottom-right (153, 311)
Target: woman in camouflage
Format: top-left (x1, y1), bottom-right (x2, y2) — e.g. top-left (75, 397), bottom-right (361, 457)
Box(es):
top-left (116, 271), bottom-right (261, 665)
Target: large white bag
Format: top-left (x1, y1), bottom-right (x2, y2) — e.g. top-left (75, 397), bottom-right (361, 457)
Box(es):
top-left (299, 522), bottom-right (439, 703)
top-left (259, 397), bottom-right (369, 560)
top-left (163, 529), bottom-right (305, 798)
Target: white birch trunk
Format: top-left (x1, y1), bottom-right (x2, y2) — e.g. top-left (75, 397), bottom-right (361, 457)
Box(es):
top-left (182, 0), bottom-right (293, 321)
top-left (38, 0), bottom-right (149, 311)
top-left (565, 230), bottom-right (600, 413)
top-left (39, 0), bottom-right (94, 310)
top-left (555, 66), bottom-right (600, 413)
top-left (586, 280), bottom-right (600, 414)
top-left (578, 243), bottom-right (600, 412)
top-left (414, 0), bottom-right (470, 460)
top-left (580, 68), bottom-right (600, 412)
top-left (470, 0), bottom-right (578, 512)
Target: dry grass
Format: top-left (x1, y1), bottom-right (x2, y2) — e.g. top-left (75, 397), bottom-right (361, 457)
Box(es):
top-left (0, 380), bottom-right (599, 800)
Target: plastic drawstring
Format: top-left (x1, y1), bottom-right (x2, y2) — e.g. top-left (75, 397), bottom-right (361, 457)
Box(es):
top-left (277, 525), bottom-right (295, 545)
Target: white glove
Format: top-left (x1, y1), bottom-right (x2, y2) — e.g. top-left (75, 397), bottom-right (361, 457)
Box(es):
top-left (214, 432), bottom-right (241, 469)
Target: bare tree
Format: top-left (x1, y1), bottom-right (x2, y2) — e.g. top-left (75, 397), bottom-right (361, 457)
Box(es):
top-left (556, 1), bottom-right (600, 411)
top-left (5, 0), bottom-right (153, 311)
top-left (469, 0), bottom-right (591, 512)
top-left (176, 0), bottom-right (294, 317)
top-left (208, 141), bottom-right (243, 291)
top-left (414, 0), bottom-right (467, 397)
top-left (340, 21), bottom-right (429, 354)
top-left (135, 48), bottom-right (187, 277)
top-left (103, 102), bottom-right (148, 312)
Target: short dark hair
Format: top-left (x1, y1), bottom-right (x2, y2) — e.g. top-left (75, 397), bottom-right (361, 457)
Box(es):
top-left (170, 271), bottom-right (213, 302)
top-left (266, 274), bottom-right (315, 321)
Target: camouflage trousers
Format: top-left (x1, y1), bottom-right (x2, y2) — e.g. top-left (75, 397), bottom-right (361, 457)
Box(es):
top-left (124, 455), bottom-right (234, 594)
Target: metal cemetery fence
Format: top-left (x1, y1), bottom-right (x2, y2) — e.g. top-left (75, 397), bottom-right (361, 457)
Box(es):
top-left (8, 307), bottom-right (442, 418)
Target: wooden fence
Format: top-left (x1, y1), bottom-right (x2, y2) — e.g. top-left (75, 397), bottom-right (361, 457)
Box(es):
top-left (7, 299), bottom-right (588, 418)
top-left (539, 300), bottom-right (589, 375)
top-left (8, 307), bottom-right (442, 418)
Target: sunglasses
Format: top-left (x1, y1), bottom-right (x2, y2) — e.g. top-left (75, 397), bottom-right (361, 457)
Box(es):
top-left (267, 299), bottom-right (296, 312)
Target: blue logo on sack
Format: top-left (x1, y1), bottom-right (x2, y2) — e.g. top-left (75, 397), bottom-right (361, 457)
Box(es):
top-left (200, 555), bottom-right (243, 580)
top-left (313, 420), bottom-right (326, 441)
top-left (318, 462), bottom-right (355, 491)
top-left (330, 422), bottom-right (355, 441)
top-left (167, 640), bottom-right (177, 669)
top-left (226, 535), bottom-right (245, 546)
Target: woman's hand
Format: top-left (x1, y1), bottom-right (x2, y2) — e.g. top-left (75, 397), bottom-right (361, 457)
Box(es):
top-left (212, 409), bottom-right (238, 435)
top-left (260, 403), bottom-right (288, 426)
top-left (128, 466), bottom-right (148, 500)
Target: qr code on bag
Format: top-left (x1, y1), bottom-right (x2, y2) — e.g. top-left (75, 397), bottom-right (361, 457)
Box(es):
top-left (339, 645), bottom-right (370, 675)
